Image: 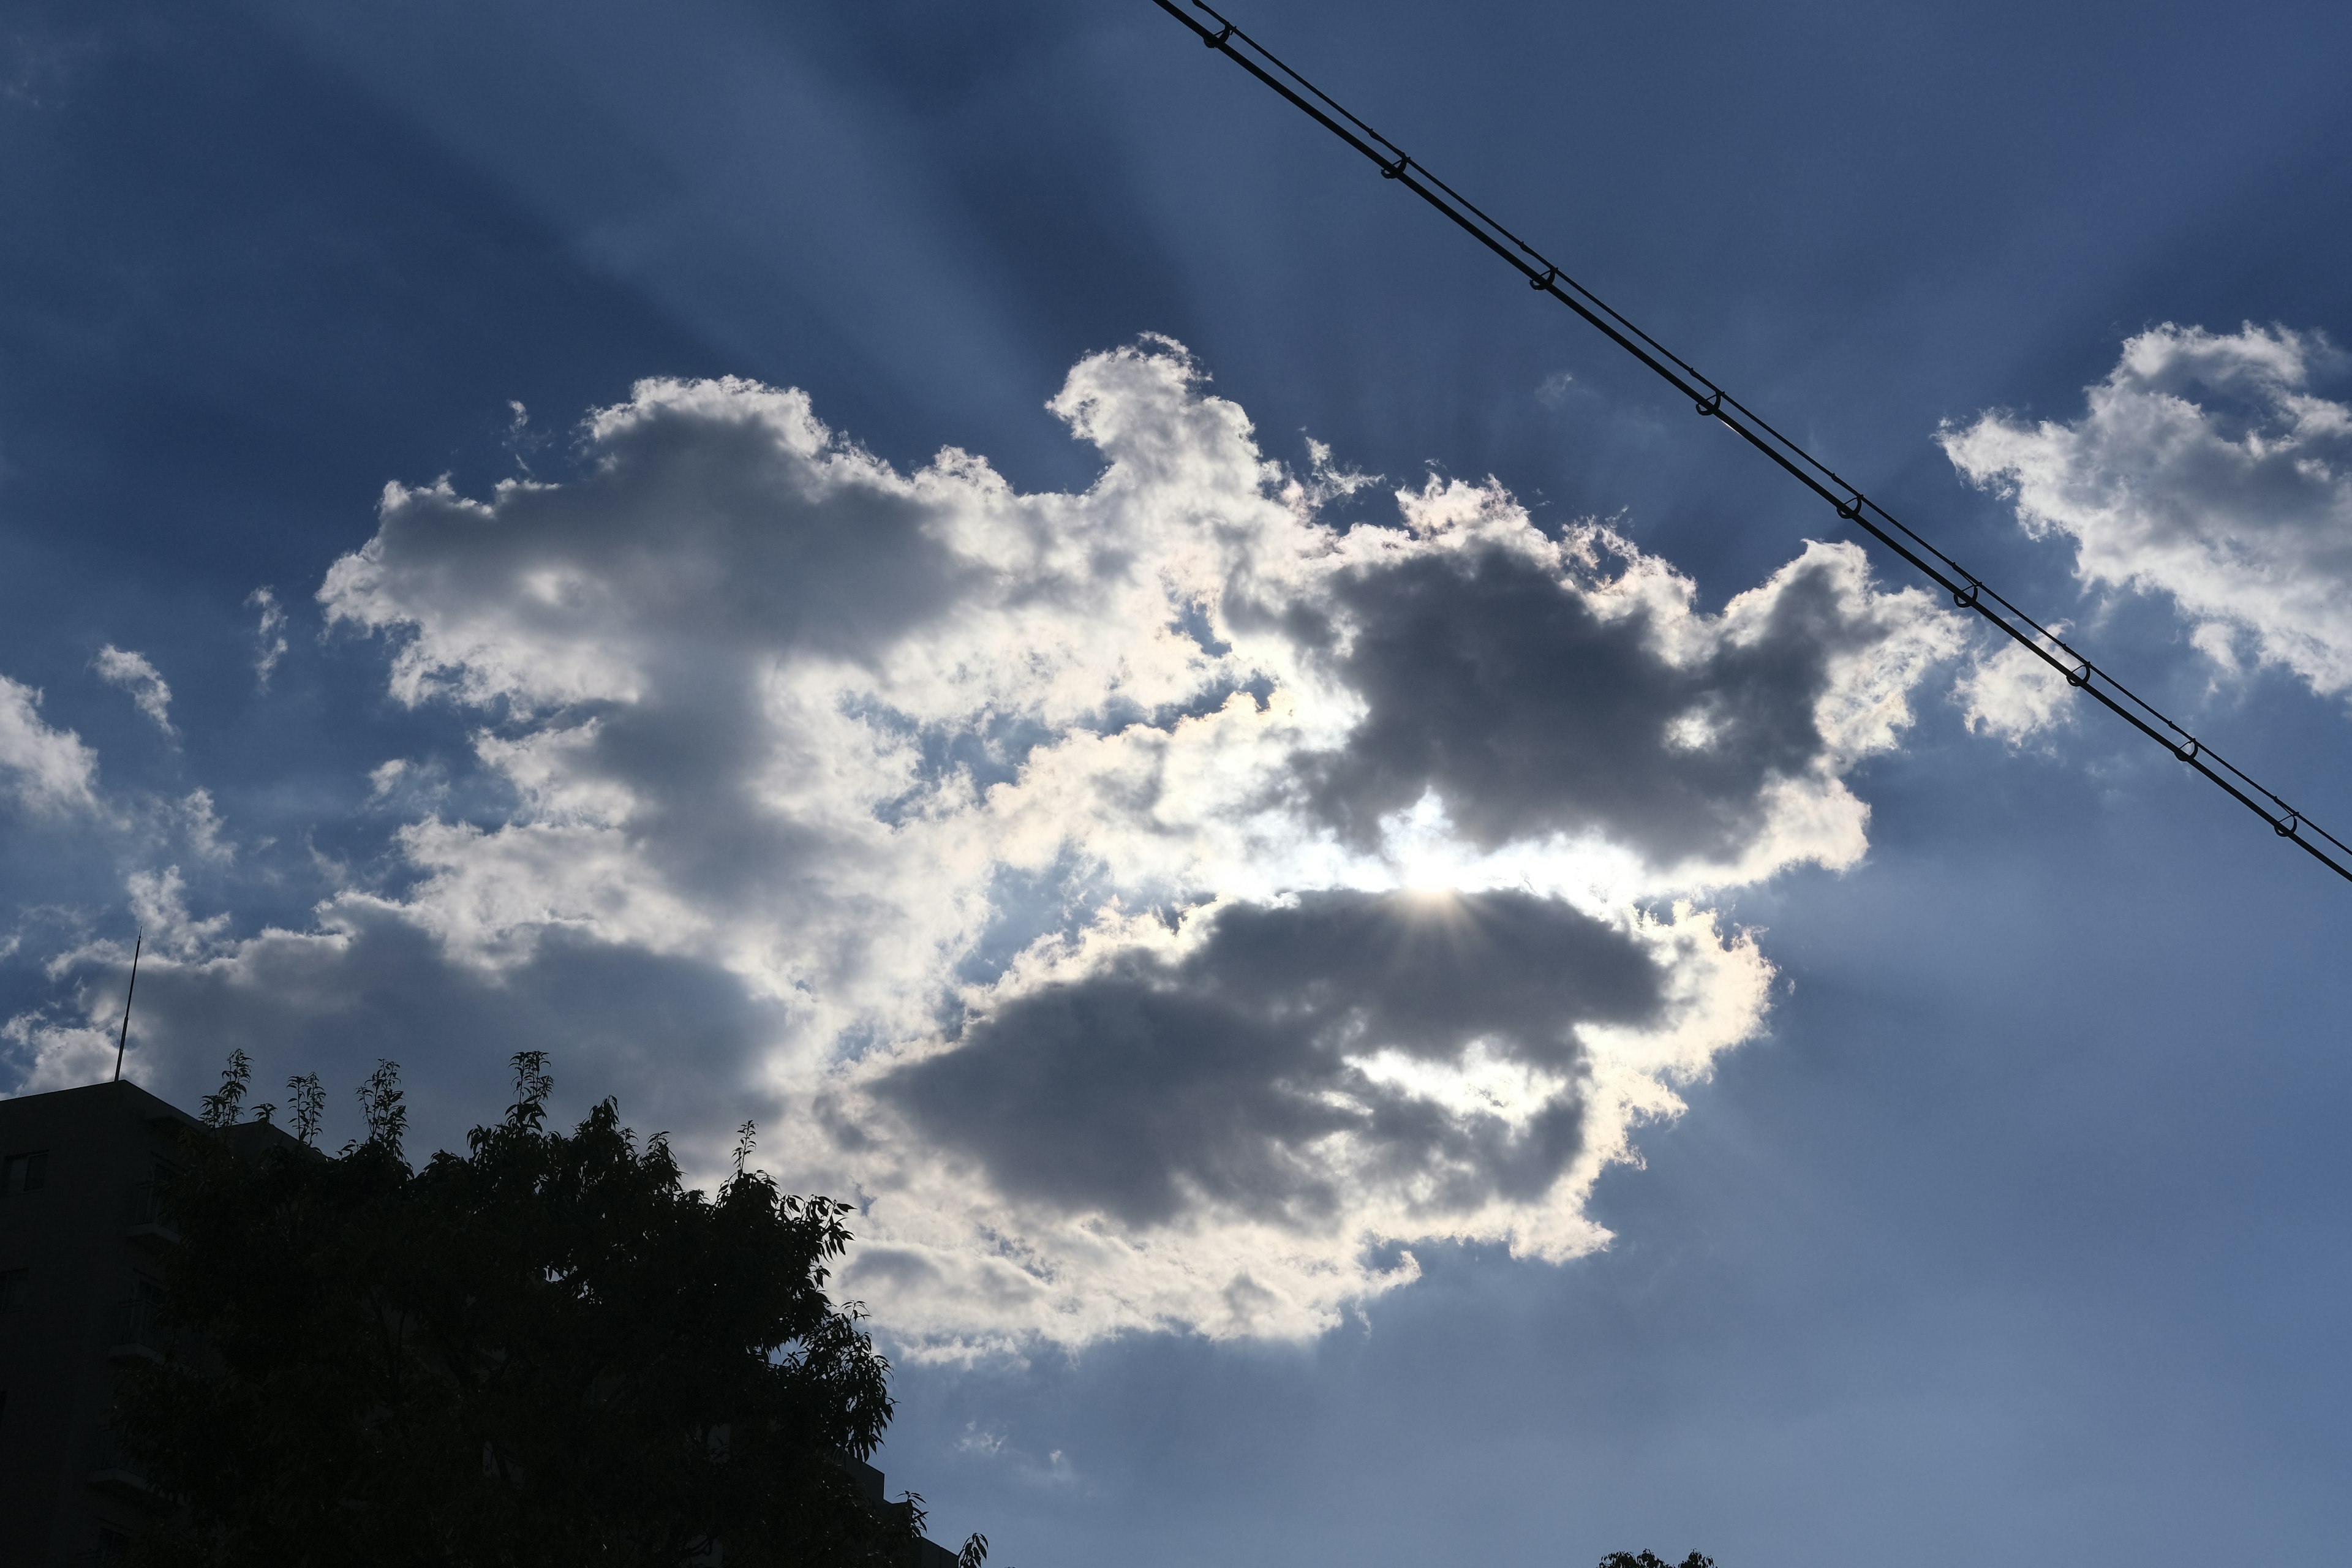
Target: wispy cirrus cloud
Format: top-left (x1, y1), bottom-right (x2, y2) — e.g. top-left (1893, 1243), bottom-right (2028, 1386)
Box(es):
top-left (246, 587), bottom-right (288, 688)
top-left (94, 644), bottom-right (173, 733)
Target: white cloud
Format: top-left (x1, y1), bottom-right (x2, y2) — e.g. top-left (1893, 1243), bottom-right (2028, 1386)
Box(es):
top-left (16, 341), bottom-right (1966, 1349)
top-left (126, 865), bottom-right (232, 959)
top-left (176, 788), bottom-right (232, 862)
top-left (952, 1422), bottom-right (1083, 1490)
top-left (1955, 630), bottom-right (2078, 746)
top-left (0, 673), bottom-right (99, 812)
top-left (94, 645), bottom-right (173, 733)
top-left (1942, 322), bottom-right (2352, 696)
top-left (247, 587), bottom-right (288, 688)
top-left (4, 1009), bottom-right (119, 1095)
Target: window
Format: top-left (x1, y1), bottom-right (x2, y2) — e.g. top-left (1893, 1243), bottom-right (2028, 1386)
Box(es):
top-left (113, 1275), bottom-right (165, 1354)
top-left (3, 1151), bottom-right (47, 1194)
top-left (0, 1270), bottom-right (27, 1313)
top-left (128, 1158), bottom-right (179, 1230)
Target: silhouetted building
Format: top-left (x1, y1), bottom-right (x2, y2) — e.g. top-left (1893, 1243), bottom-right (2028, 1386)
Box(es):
top-left (850, 1458), bottom-right (962, 1568)
top-left (0, 1080), bottom-right (302, 1565)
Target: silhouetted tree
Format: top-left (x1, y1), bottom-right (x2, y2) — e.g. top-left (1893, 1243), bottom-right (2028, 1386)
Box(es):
top-left (1600, 1553), bottom-right (1714, 1568)
top-left (121, 1052), bottom-right (960, 1568)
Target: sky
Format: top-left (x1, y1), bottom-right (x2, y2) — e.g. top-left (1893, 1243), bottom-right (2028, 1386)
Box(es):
top-left (4, 0), bottom-right (2351, 1561)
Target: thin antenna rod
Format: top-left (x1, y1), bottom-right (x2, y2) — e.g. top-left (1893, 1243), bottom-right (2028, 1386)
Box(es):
top-left (112, 930), bottom-right (141, 1084)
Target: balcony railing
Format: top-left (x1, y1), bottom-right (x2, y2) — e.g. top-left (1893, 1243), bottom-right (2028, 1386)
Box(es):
top-left (85, 1425), bottom-right (156, 1502)
top-left (107, 1296), bottom-right (170, 1361)
top-left (123, 1181), bottom-right (179, 1246)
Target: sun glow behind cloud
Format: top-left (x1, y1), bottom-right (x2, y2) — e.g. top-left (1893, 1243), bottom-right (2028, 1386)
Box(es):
top-left (7, 340), bottom-right (1968, 1350)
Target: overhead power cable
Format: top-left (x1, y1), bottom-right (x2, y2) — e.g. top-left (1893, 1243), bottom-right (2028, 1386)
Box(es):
top-left (1150, 0), bottom-right (2352, 886)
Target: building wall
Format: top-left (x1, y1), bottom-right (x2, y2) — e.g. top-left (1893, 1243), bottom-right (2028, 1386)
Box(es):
top-left (0, 1082), bottom-right (294, 1567)
top-left (850, 1457), bottom-right (965, 1568)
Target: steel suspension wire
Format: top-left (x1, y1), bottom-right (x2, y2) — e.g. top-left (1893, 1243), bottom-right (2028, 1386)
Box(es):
top-left (1150, 0), bottom-right (2352, 886)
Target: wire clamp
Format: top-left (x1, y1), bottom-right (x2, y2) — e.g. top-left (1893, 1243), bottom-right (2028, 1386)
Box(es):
top-left (1694, 390), bottom-right (1722, 417)
top-left (1834, 494), bottom-right (1865, 521)
top-left (1205, 24), bottom-right (1234, 48)
top-left (1380, 155), bottom-right (1410, 180)
top-left (1531, 266), bottom-right (1559, 292)
top-left (2065, 662), bottom-right (2093, 688)
top-left (2277, 811), bottom-right (2303, 839)
top-left (1952, 578), bottom-right (1981, 609)
top-left (2174, 737), bottom-right (2201, 763)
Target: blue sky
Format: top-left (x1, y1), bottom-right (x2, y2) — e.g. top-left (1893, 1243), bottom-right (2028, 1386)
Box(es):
top-left (6, 1), bottom-right (2352, 1562)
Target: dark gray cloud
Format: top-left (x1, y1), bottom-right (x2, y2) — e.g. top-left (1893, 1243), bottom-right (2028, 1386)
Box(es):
top-left (13, 354), bottom-right (1845, 1344)
top-left (1300, 537), bottom-right (1927, 864)
top-left (880, 889), bottom-right (1664, 1231)
top-left (323, 380), bottom-right (974, 710)
top-left (62, 907), bottom-right (787, 1165)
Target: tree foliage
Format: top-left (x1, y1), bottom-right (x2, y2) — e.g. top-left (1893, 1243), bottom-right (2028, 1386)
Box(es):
top-left (1599, 1553), bottom-right (1715, 1568)
top-left (121, 1053), bottom-right (933, 1568)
